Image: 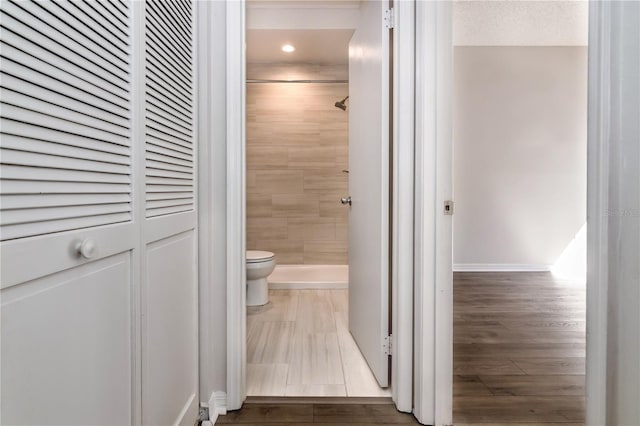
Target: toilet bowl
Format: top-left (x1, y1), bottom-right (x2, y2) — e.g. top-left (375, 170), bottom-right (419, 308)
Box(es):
top-left (246, 250), bottom-right (276, 306)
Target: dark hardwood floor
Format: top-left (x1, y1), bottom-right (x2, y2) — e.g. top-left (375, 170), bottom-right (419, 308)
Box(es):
top-left (218, 272), bottom-right (585, 425)
top-left (217, 397), bottom-right (421, 425)
top-left (454, 272), bottom-right (586, 425)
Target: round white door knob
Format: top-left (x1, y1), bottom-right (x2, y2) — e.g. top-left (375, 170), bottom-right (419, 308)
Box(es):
top-left (77, 239), bottom-right (96, 259)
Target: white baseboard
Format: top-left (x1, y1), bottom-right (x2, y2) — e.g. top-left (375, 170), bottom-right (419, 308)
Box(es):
top-left (453, 263), bottom-right (552, 272)
top-left (208, 391), bottom-right (227, 424)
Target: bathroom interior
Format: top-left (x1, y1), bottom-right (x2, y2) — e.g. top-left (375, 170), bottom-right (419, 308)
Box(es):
top-left (243, 5), bottom-right (387, 397)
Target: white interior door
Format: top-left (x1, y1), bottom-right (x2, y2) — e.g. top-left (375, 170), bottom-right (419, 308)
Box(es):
top-left (348, 0), bottom-right (390, 388)
top-left (1, 1), bottom-right (136, 423)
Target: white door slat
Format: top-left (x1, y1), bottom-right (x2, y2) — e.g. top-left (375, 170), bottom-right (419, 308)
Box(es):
top-left (145, 184), bottom-right (194, 193)
top-left (145, 176), bottom-right (192, 186)
top-left (1, 203), bottom-right (131, 226)
top-left (0, 212), bottom-right (131, 241)
top-left (146, 198), bottom-right (193, 210)
top-left (0, 121), bottom-right (130, 157)
top-left (39, 1), bottom-right (129, 66)
top-left (146, 152), bottom-right (193, 168)
top-left (0, 41), bottom-right (130, 111)
top-left (1, 73), bottom-right (130, 128)
top-left (1, 149), bottom-right (131, 175)
top-left (1, 135), bottom-right (129, 165)
top-left (145, 143), bottom-right (192, 163)
top-left (146, 204), bottom-right (192, 218)
top-left (1, 165), bottom-right (130, 184)
top-left (1, 193), bottom-right (131, 210)
top-left (0, 104), bottom-right (130, 147)
top-left (145, 167), bottom-right (192, 180)
top-left (1, 88), bottom-right (130, 138)
top-left (145, 192), bottom-right (193, 201)
top-left (146, 160), bottom-right (193, 174)
top-left (0, 180), bottom-right (130, 195)
top-left (2, 3), bottom-right (129, 87)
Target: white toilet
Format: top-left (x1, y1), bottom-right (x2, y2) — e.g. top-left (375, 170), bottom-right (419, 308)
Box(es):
top-left (246, 250), bottom-right (276, 306)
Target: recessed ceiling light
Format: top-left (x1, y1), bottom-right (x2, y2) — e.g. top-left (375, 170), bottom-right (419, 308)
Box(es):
top-left (281, 44), bottom-right (295, 53)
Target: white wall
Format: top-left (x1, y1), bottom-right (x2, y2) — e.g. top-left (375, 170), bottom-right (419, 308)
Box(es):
top-left (453, 46), bottom-right (587, 271)
top-left (589, 2), bottom-right (640, 424)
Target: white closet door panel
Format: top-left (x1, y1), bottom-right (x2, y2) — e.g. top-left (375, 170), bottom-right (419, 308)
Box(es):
top-left (1, 253), bottom-right (132, 425)
top-left (144, 232), bottom-right (198, 426)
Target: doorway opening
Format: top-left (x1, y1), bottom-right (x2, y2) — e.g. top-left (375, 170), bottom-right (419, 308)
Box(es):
top-left (243, 1), bottom-right (391, 399)
top-left (450, 2), bottom-right (589, 423)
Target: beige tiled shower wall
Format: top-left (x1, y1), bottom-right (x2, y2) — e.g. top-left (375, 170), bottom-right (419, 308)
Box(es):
top-left (246, 64), bottom-right (349, 264)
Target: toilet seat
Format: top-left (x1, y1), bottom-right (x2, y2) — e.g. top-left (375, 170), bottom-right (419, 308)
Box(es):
top-left (246, 250), bottom-right (275, 263)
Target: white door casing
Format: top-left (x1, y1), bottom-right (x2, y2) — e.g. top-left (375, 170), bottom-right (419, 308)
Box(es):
top-left (348, 0), bottom-right (391, 388)
top-left (1, 1), bottom-right (199, 424)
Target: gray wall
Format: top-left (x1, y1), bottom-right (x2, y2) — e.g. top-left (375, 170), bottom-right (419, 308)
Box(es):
top-left (453, 46), bottom-right (587, 269)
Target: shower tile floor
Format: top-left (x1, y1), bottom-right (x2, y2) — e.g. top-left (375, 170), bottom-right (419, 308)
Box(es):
top-left (247, 289), bottom-right (391, 397)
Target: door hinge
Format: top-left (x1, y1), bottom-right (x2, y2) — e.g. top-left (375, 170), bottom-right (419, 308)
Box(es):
top-left (384, 8), bottom-right (395, 29)
top-left (383, 334), bottom-right (392, 355)
top-left (444, 200), bottom-right (454, 215)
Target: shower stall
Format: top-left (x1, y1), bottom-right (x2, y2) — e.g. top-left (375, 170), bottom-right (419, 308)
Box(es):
top-left (245, 63), bottom-right (350, 289)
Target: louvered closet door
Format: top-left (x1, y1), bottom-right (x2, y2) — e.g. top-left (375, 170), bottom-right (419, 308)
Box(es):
top-left (140, 1), bottom-right (199, 425)
top-left (0, 1), bottom-right (136, 424)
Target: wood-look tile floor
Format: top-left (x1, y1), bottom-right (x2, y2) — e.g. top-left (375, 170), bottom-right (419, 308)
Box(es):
top-left (453, 272), bottom-right (586, 425)
top-left (247, 289), bottom-right (390, 398)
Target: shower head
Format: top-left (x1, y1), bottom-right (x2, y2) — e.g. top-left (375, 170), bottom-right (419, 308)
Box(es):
top-left (334, 96), bottom-right (349, 111)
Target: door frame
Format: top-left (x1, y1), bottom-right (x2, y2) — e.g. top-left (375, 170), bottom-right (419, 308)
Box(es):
top-left (412, 1), bottom-right (454, 425)
top-left (222, 0), bottom-right (416, 413)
